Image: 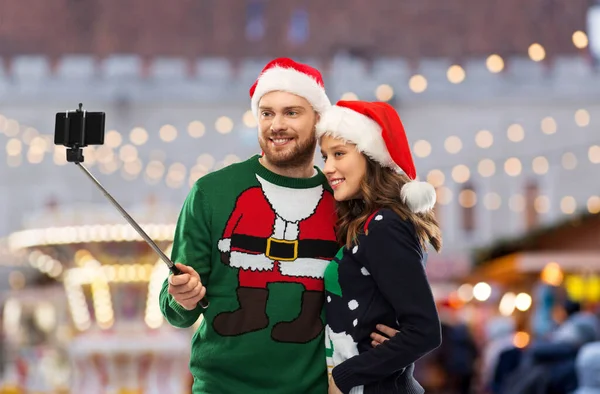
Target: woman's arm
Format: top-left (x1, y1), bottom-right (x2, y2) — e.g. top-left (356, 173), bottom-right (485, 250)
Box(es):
top-left (332, 211), bottom-right (441, 393)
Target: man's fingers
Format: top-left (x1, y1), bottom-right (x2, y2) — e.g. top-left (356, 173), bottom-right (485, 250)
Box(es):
top-left (370, 332), bottom-right (389, 345)
top-left (179, 283), bottom-right (203, 301)
top-left (376, 324), bottom-right (399, 338)
top-left (371, 340), bottom-right (379, 348)
top-left (175, 263), bottom-right (200, 278)
top-left (179, 287), bottom-right (207, 310)
top-left (169, 274), bottom-right (200, 291)
top-left (169, 273), bottom-right (191, 286)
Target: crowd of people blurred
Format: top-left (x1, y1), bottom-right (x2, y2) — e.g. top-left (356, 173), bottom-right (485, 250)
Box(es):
top-left (415, 298), bottom-right (600, 394)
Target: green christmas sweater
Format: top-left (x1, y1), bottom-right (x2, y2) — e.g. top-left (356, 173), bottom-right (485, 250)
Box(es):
top-left (159, 155), bottom-right (339, 394)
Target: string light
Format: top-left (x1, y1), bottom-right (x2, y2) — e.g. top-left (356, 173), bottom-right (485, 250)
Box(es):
top-left (130, 127), bottom-right (148, 145)
top-left (561, 152), bottom-right (578, 170)
top-left (478, 159), bottom-right (496, 177)
top-left (215, 116), bottom-right (234, 134)
top-left (444, 136), bottom-right (462, 154)
top-left (458, 189), bottom-right (477, 208)
top-left (408, 75), bottom-right (427, 93)
top-left (105, 130), bottom-right (122, 148)
top-left (242, 111), bottom-right (257, 128)
top-left (504, 158), bottom-right (522, 177)
top-left (340, 92), bottom-right (358, 101)
top-left (475, 130), bottom-right (494, 149)
top-left (541, 117), bottom-right (557, 134)
top-left (159, 125), bottom-right (178, 142)
top-left (528, 43), bottom-right (546, 62)
top-left (413, 140), bottom-right (431, 158)
top-left (0, 44), bottom-right (596, 228)
top-left (588, 196), bottom-right (600, 214)
top-left (572, 31), bottom-right (589, 49)
top-left (486, 55), bottom-right (505, 73)
top-left (447, 65), bottom-right (466, 84)
top-left (451, 165), bottom-right (470, 183)
top-left (436, 186), bottom-right (453, 205)
top-left (483, 193), bottom-right (502, 210)
top-left (426, 169), bottom-right (445, 187)
top-left (375, 84), bottom-right (394, 101)
top-left (534, 196), bottom-right (551, 213)
top-left (188, 121), bottom-right (206, 138)
top-left (560, 196), bottom-right (577, 214)
top-left (575, 109), bottom-right (590, 127)
top-left (507, 124), bottom-right (525, 142)
top-left (532, 156), bottom-right (549, 175)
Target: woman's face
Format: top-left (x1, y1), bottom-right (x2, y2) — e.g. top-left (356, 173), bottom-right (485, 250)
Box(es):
top-left (320, 135), bottom-right (368, 201)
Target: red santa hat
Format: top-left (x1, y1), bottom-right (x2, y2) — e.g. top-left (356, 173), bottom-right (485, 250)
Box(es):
top-left (316, 100), bottom-right (436, 213)
top-left (249, 57), bottom-right (331, 118)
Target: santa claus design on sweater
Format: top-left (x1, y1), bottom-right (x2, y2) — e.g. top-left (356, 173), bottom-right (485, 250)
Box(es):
top-left (213, 174), bottom-right (338, 343)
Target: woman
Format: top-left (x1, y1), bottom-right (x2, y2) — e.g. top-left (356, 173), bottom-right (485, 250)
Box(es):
top-left (317, 100), bottom-right (442, 394)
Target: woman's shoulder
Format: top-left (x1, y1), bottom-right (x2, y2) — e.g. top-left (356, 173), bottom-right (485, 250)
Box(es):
top-left (364, 208), bottom-right (415, 235)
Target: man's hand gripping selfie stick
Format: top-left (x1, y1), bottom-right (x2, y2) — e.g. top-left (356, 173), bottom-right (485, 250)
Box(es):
top-left (57, 104), bottom-right (209, 309)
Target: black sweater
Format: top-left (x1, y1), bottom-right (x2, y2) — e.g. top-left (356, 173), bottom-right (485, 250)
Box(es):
top-left (324, 208), bottom-right (442, 394)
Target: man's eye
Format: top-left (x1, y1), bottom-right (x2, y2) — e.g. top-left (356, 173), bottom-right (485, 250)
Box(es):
top-left (334, 152), bottom-right (344, 157)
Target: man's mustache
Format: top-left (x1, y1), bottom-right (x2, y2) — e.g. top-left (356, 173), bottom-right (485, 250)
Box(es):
top-left (266, 132), bottom-right (295, 139)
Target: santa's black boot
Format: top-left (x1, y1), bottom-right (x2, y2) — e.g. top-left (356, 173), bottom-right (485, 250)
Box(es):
top-left (271, 290), bottom-right (324, 343)
top-left (213, 287), bottom-right (269, 336)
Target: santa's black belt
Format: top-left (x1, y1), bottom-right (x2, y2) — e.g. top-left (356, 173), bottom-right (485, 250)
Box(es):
top-left (230, 234), bottom-right (339, 261)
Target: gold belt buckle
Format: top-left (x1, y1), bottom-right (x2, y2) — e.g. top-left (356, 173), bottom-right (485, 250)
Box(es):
top-left (266, 238), bottom-right (298, 261)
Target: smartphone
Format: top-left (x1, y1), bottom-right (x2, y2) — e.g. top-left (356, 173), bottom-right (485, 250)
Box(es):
top-left (54, 110), bottom-right (106, 147)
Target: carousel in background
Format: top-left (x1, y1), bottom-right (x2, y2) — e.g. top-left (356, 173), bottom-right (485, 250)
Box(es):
top-left (2, 198), bottom-right (196, 394)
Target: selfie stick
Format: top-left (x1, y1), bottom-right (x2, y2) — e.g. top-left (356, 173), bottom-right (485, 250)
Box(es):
top-left (64, 105), bottom-right (209, 309)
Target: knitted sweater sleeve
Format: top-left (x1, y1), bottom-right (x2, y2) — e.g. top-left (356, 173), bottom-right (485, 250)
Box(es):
top-left (159, 183), bottom-right (212, 328)
top-left (332, 212), bottom-right (442, 393)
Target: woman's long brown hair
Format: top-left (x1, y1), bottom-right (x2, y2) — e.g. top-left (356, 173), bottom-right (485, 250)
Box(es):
top-left (336, 157), bottom-right (442, 252)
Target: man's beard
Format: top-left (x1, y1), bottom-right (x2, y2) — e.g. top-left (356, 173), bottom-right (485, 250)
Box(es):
top-left (259, 132), bottom-right (317, 169)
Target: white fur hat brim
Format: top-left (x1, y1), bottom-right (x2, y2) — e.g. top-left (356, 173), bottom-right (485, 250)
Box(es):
top-left (316, 105), bottom-right (398, 169)
top-left (317, 105), bottom-right (436, 213)
top-left (251, 66), bottom-right (331, 118)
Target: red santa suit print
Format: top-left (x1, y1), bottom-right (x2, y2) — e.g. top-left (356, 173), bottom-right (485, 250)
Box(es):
top-left (213, 174), bottom-right (338, 343)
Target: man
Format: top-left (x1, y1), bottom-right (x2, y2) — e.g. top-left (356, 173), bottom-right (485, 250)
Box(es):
top-left (160, 58), bottom-right (396, 394)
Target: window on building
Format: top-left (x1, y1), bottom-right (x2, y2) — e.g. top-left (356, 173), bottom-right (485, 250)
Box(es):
top-left (524, 179), bottom-right (539, 230)
top-left (460, 182), bottom-right (477, 234)
top-left (288, 8), bottom-right (309, 45)
top-left (246, 0), bottom-right (265, 42)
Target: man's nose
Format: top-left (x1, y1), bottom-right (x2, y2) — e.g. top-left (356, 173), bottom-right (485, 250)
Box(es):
top-left (271, 114), bottom-right (287, 132)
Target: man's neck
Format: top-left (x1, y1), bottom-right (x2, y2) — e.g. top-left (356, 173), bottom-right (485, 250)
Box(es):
top-left (259, 156), bottom-right (316, 179)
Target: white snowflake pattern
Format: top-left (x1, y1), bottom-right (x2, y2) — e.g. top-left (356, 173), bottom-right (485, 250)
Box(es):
top-left (348, 300), bottom-right (359, 310)
top-left (375, 214), bottom-right (383, 221)
top-left (360, 267), bottom-right (370, 276)
top-left (352, 245), bottom-right (358, 254)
